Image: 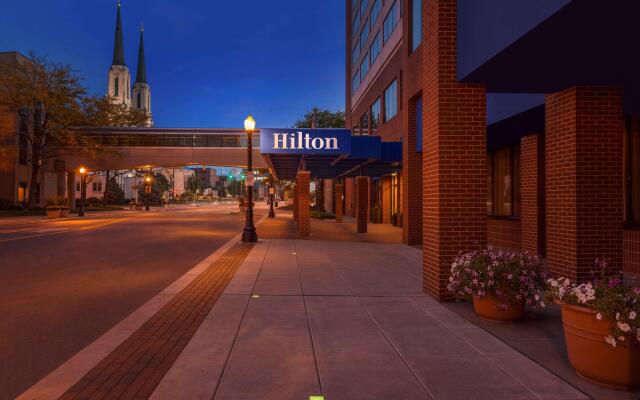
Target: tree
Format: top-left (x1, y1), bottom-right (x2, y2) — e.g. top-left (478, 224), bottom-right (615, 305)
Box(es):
top-left (186, 174), bottom-right (201, 198)
top-left (0, 52), bottom-right (147, 208)
top-left (106, 176), bottom-right (127, 204)
top-left (137, 173), bottom-right (170, 205)
top-left (294, 107), bottom-right (345, 129)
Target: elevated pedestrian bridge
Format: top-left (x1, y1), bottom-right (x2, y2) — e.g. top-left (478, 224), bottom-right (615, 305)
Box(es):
top-left (65, 128), bottom-right (267, 170)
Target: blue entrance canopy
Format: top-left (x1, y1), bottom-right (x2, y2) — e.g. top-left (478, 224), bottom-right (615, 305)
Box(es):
top-left (260, 128), bottom-right (402, 181)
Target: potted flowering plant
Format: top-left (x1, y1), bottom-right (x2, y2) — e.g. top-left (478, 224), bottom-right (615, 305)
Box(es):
top-left (45, 198), bottom-right (61, 219)
top-left (548, 259), bottom-right (640, 389)
top-left (448, 247), bottom-right (548, 322)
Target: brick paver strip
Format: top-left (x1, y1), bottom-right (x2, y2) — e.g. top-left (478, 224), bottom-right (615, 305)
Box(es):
top-left (58, 243), bottom-right (254, 400)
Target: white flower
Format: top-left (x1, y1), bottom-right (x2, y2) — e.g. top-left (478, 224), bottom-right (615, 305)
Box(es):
top-left (629, 311), bottom-right (637, 320)
top-left (596, 313), bottom-right (603, 320)
top-left (617, 322), bottom-right (631, 333)
top-left (540, 301), bottom-right (546, 308)
top-left (534, 294), bottom-right (540, 301)
top-left (605, 335), bottom-right (617, 347)
top-left (616, 312), bottom-right (621, 321)
top-left (449, 276), bottom-right (454, 283)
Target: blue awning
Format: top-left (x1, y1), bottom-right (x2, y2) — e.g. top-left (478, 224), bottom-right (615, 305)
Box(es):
top-left (259, 128), bottom-right (402, 181)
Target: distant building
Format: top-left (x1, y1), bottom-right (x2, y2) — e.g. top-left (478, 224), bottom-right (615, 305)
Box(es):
top-left (194, 168), bottom-right (219, 188)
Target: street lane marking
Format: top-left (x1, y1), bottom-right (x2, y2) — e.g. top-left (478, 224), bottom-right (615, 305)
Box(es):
top-left (0, 218), bottom-right (129, 243)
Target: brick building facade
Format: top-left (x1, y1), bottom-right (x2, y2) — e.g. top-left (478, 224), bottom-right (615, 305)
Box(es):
top-left (343, 0), bottom-right (640, 298)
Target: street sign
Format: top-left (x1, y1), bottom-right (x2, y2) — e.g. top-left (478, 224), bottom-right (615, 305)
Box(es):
top-left (245, 171), bottom-right (254, 187)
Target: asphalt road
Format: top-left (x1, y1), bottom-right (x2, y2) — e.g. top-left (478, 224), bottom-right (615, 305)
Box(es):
top-left (0, 204), bottom-right (264, 400)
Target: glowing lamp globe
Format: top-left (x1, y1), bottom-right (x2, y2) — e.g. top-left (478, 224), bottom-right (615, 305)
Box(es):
top-left (244, 116), bottom-right (256, 133)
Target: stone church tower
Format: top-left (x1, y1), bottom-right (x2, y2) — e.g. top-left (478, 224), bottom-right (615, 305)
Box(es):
top-left (132, 25), bottom-right (153, 126)
top-left (107, 1), bottom-right (131, 107)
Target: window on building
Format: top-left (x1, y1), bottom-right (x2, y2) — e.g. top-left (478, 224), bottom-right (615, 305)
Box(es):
top-left (18, 109), bottom-right (29, 165)
top-left (352, 7), bottom-right (361, 36)
top-left (487, 145), bottom-right (521, 217)
top-left (114, 76), bottom-right (119, 97)
top-left (18, 182), bottom-right (27, 204)
top-left (353, 124), bottom-right (360, 136)
top-left (370, 30), bottom-right (382, 64)
top-left (371, 0), bottom-right (381, 24)
top-left (371, 98), bottom-right (381, 133)
top-left (383, 1), bottom-right (400, 44)
top-left (76, 182), bottom-right (81, 192)
top-left (411, 0), bottom-right (422, 52)
top-left (384, 79), bottom-right (398, 122)
top-left (360, 112), bottom-right (370, 136)
top-left (360, 19), bottom-right (370, 51)
top-left (351, 72), bottom-right (360, 92)
top-left (360, 52), bottom-right (370, 81)
top-left (352, 39), bottom-right (361, 67)
top-left (137, 92), bottom-right (141, 109)
top-left (625, 117), bottom-right (640, 224)
top-left (93, 182), bottom-right (98, 192)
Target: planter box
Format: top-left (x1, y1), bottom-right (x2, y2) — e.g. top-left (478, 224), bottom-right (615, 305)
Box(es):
top-left (239, 206), bottom-right (247, 213)
top-left (560, 303), bottom-right (640, 389)
top-left (473, 295), bottom-right (524, 322)
top-left (59, 209), bottom-right (70, 218)
top-left (46, 209), bottom-right (61, 219)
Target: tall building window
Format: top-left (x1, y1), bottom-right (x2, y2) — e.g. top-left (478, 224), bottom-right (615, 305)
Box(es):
top-left (487, 146), bottom-right (521, 216)
top-left (359, 52), bottom-right (370, 81)
top-left (370, 31), bottom-right (382, 64)
top-left (384, 79), bottom-right (398, 122)
top-left (411, 0), bottom-right (422, 52)
top-left (360, 19), bottom-right (370, 51)
top-left (114, 76), bottom-right (119, 97)
top-left (371, 98), bottom-right (381, 133)
top-left (625, 117), bottom-right (640, 224)
top-left (352, 7), bottom-right (361, 37)
top-left (371, 0), bottom-right (381, 24)
top-left (383, 1), bottom-right (400, 44)
top-left (352, 72), bottom-right (360, 92)
top-left (360, 112), bottom-right (370, 136)
top-left (352, 39), bottom-right (361, 67)
top-left (137, 92), bottom-right (141, 109)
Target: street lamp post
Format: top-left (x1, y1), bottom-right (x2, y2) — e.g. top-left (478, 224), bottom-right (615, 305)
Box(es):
top-left (242, 116), bottom-right (258, 243)
top-left (78, 167), bottom-right (87, 217)
top-left (268, 186), bottom-right (275, 218)
top-left (144, 175), bottom-right (152, 211)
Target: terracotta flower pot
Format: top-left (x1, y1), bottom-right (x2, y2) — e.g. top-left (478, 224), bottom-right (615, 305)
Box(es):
top-left (46, 209), bottom-right (61, 219)
top-left (560, 303), bottom-right (640, 390)
top-left (473, 295), bottom-right (524, 322)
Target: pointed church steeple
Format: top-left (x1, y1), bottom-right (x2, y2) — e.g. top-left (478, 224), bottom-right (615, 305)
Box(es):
top-left (135, 25), bottom-right (147, 84)
top-left (112, 0), bottom-right (126, 66)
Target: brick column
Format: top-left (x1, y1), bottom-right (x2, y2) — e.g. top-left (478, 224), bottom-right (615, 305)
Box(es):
top-left (520, 134), bottom-right (545, 256)
top-left (422, 0), bottom-right (487, 300)
top-left (344, 178), bottom-right (355, 217)
top-left (323, 179), bottom-right (334, 214)
top-left (293, 180), bottom-right (299, 223)
top-left (335, 183), bottom-right (344, 223)
top-left (297, 171), bottom-right (311, 237)
top-left (402, 99), bottom-right (423, 245)
top-left (356, 176), bottom-right (368, 233)
top-left (546, 86), bottom-right (623, 280)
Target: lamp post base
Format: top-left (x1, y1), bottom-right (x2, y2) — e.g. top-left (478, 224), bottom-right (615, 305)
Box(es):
top-left (242, 227), bottom-right (258, 243)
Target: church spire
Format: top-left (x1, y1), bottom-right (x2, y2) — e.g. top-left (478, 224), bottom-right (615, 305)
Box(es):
top-left (135, 24), bottom-right (147, 84)
top-left (112, 0), bottom-right (126, 66)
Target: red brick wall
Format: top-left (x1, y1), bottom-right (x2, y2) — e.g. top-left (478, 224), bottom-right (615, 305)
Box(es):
top-left (344, 178), bottom-right (355, 217)
top-left (487, 217), bottom-right (521, 250)
top-left (624, 229), bottom-right (640, 275)
top-left (356, 176), bottom-right (369, 233)
top-left (422, 0), bottom-right (487, 300)
top-left (293, 181), bottom-right (299, 223)
top-left (520, 134), bottom-right (545, 256)
top-left (297, 171), bottom-right (310, 237)
top-left (546, 86), bottom-right (623, 279)
top-left (402, 98), bottom-right (423, 245)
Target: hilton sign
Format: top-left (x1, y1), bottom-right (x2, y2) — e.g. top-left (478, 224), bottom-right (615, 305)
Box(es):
top-left (259, 128), bottom-right (351, 155)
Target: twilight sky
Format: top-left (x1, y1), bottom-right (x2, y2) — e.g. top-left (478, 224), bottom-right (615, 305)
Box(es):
top-left (0, 0), bottom-right (346, 128)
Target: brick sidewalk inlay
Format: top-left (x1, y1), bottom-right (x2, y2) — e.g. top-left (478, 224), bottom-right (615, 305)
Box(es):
top-left (59, 243), bottom-right (254, 400)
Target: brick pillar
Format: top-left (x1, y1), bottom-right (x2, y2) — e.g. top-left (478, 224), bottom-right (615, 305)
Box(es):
top-left (344, 178), bottom-right (355, 217)
top-left (335, 183), bottom-right (344, 223)
top-left (422, 0), bottom-right (487, 300)
top-left (293, 180), bottom-right (299, 223)
top-left (323, 179), bottom-right (334, 214)
top-left (402, 99), bottom-right (423, 245)
top-left (297, 171), bottom-right (311, 237)
top-left (356, 176), bottom-right (369, 233)
top-left (521, 134), bottom-right (545, 256)
top-left (546, 86), bottom-right (623, 280)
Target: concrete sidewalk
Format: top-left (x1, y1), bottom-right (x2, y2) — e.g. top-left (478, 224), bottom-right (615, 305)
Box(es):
top-left (150, 239), bottom-right (587, 400)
